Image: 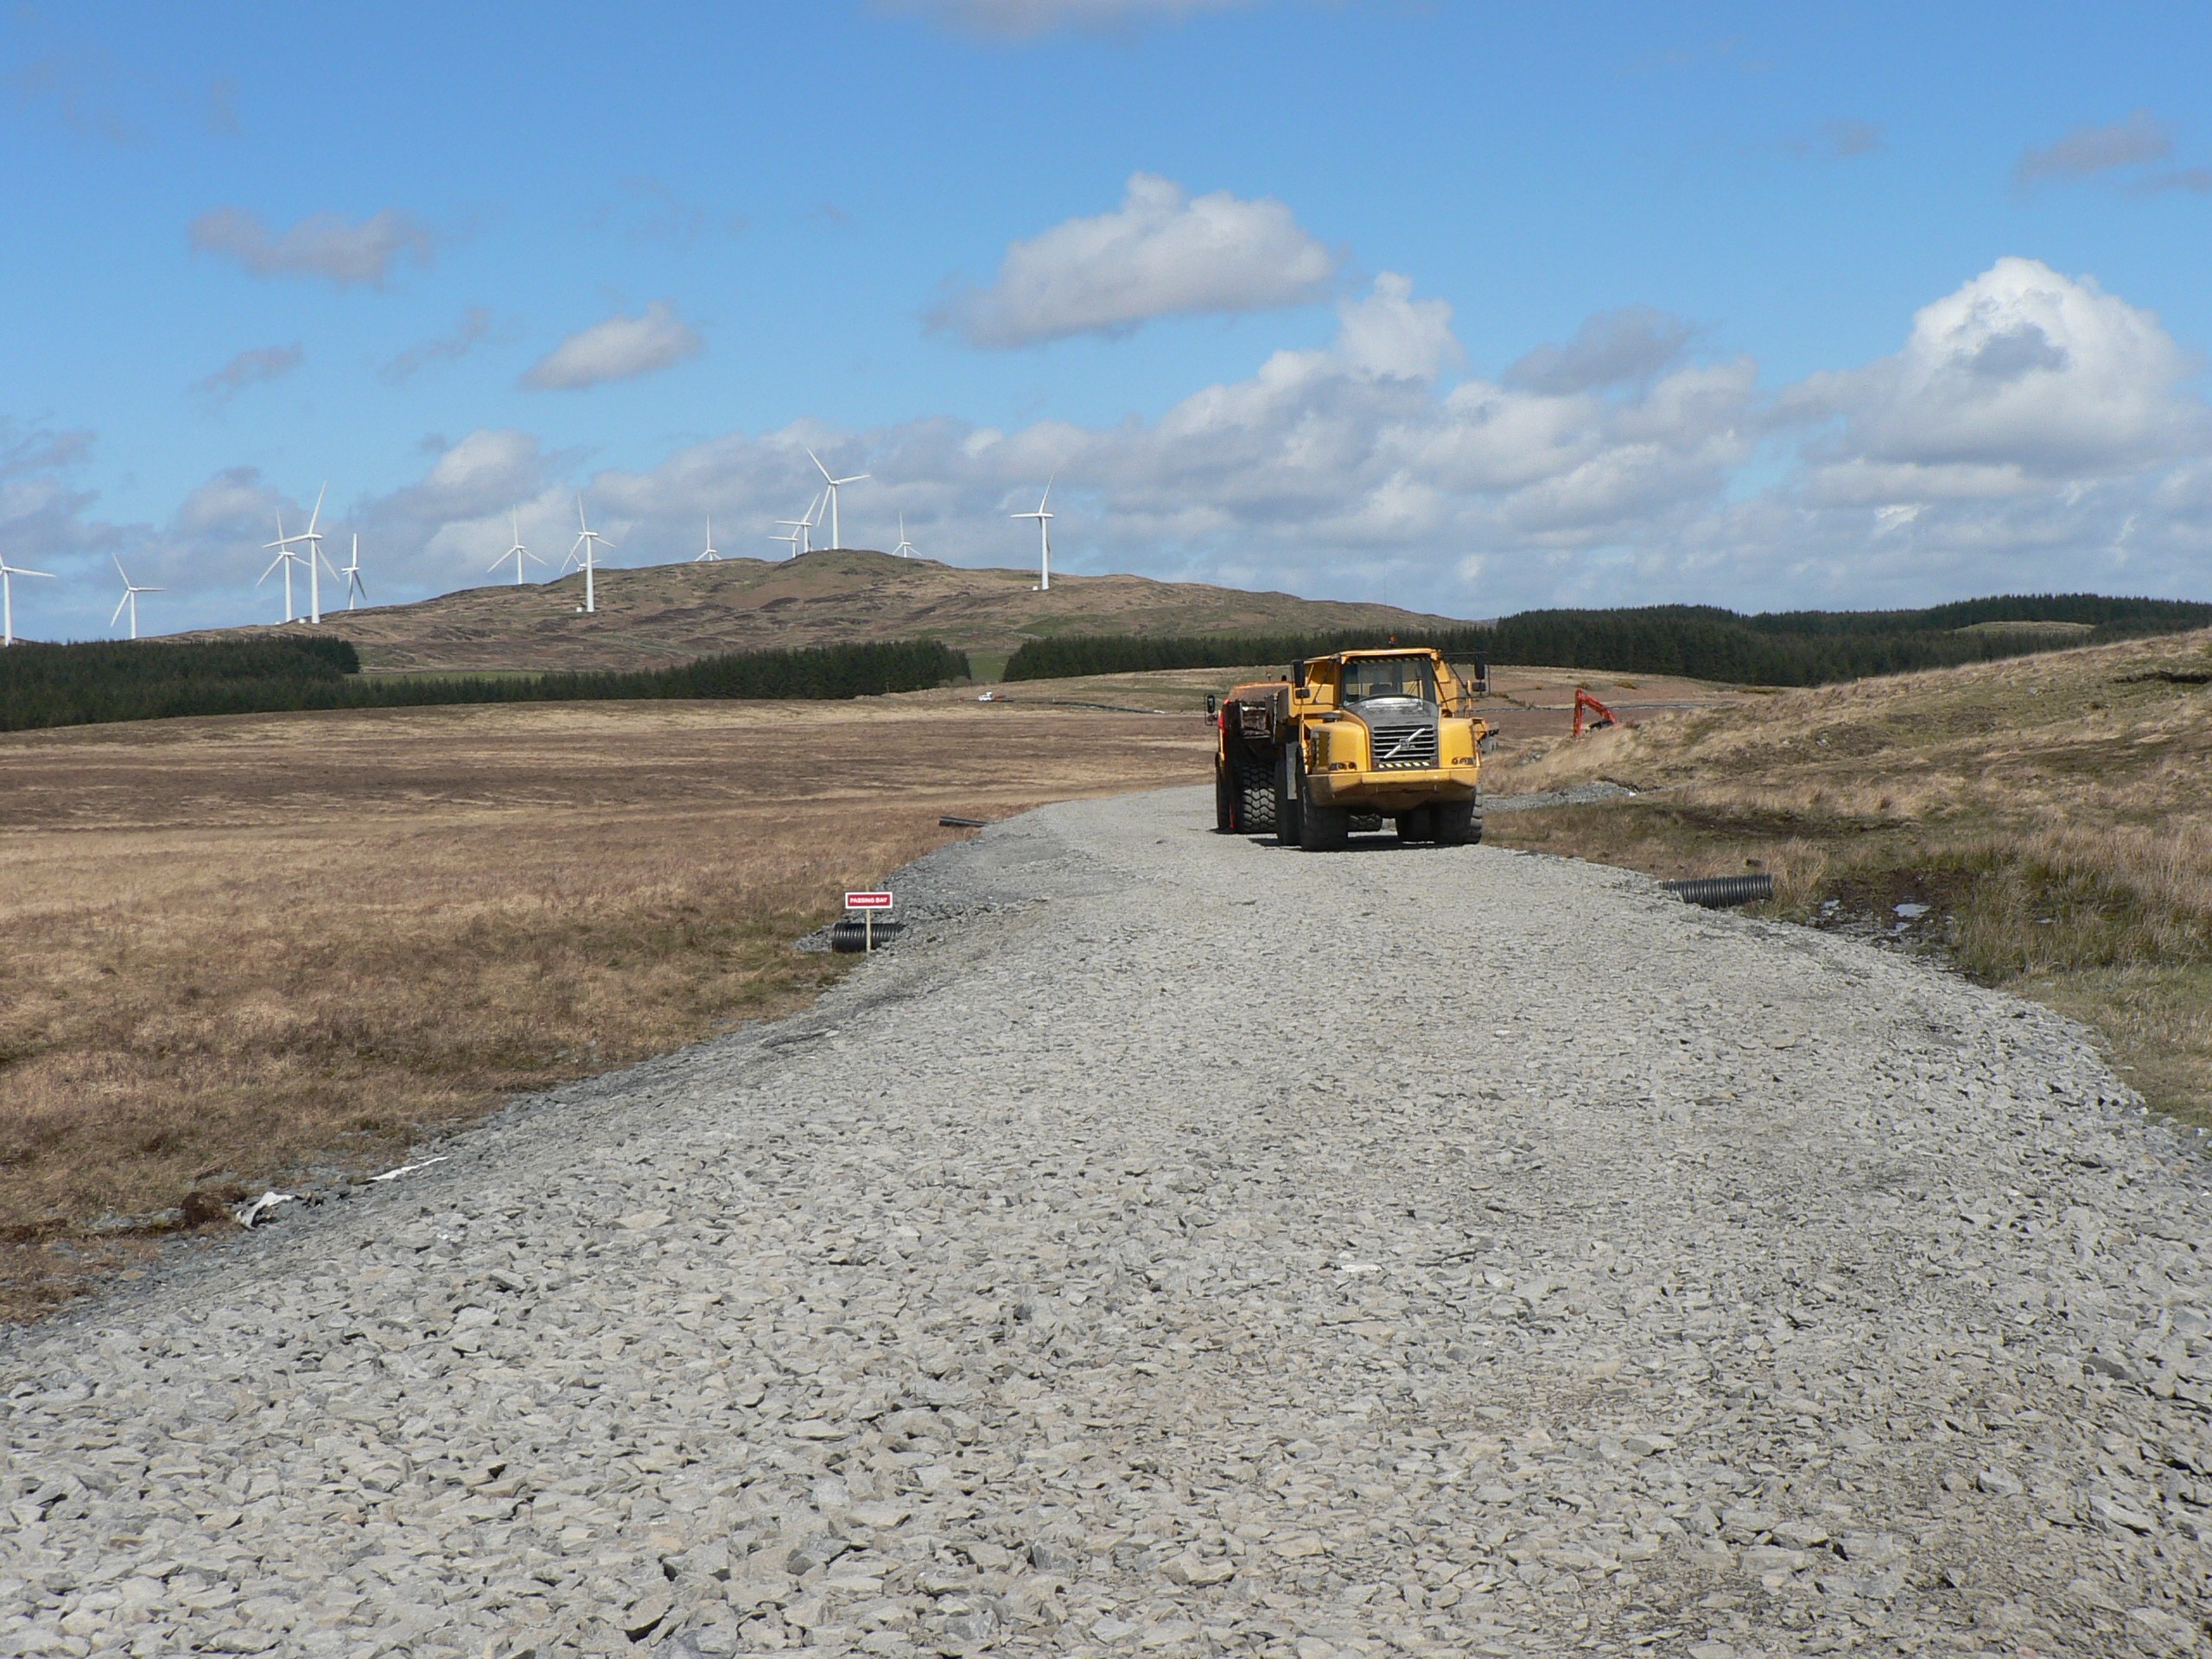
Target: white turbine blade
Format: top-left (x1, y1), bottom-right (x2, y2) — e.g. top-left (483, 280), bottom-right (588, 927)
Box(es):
top-left (257, 553), bottom-right (286, 584)
top-left (113, 553), bottom-right (131, 585)
top-left (111, 592), bottom-right (130, 626)
top-left (140, 585), bottom-right (165, 593)
top-left (306, 483), bottom-right (326, 536)
top-left (807, 448), bottom-right (834, 485)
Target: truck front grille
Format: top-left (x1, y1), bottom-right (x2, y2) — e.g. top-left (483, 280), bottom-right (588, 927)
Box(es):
top-left (1367, 721), bottom-right (1438, 769)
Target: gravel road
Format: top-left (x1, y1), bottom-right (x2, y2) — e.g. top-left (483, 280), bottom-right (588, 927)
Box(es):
top-left (8, 787), bottom-right (2212, 1659)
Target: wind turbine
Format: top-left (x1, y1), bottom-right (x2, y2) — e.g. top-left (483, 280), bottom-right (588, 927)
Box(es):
top-left (0, 551), bottom-right (54, 646)
top-left (111, 556), bottom-right (163, 639)
top-left (776, 492), bottom-right (821, 557)
top-left (340, 535), bottom-right (367, 609)
top-left (264, 486), bottom-right (333, 624)
top-left (696, 514), bottom-right (721, 563)
top-left (565, 497), bottom-right (615, 613)
top-left (490, 512), bottom-right (543, 585)
top-left (805, 449), bottom-right (869, 550)
top-left (892, 513), bottom-right (916, 559)
top-left (260, 509), bottom-right (308, 622)
top-left (1013, 476), bottom-right (1055, 592)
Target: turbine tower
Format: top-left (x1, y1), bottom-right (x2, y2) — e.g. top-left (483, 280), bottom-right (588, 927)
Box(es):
top-left (892, 513), bottom-right (916, 559)
top-left (1013, 476), bottom-right (1055, 593)
top-left (805, 449), bottom-right (869, 550)
top-left (490, 512), bottom-right (543, 585)
top-left (0, 550), bottom-right (54, 646)
top-left (340, 535), bottom-right (367, 609)
top-left (111, 556), bottom-right (163, 639)
top-left (696, 514), bottom-right (721, 563)
top-left (565, 497), bottom-right (615, 614)
top-left (260, 509), bottom-right (309, 622)
top-left (300, 487), bottom-right (328, 624)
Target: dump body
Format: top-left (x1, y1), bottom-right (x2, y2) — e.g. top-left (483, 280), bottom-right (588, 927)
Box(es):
top-left (1213, 648), bottom-right (1490, 849)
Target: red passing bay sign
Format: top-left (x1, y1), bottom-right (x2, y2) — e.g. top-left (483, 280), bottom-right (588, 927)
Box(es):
top-left (845, 891), bottom-right (894, 911)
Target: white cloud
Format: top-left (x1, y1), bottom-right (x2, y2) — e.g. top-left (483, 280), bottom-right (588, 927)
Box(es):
top-left (1505, 306), bottom-right (1696, 395)
top-left (1791, 257), bottom-right (2202, 490)
top-left (188, 207), bottom-right (436, 289)
top-left (2014, 111), bottom-right (2171, 185)
top-left (381, 308), bottom-right (493, 386)
top-left (20, 257), bottom-right (2212, 637)
top-left (884, 0), bottom-right (1252, 37)
top-left (382, 430), bottom-right (551, 524)
top-left (935, 172), bottom-right (1339, 346)
top-left (190, 344), bottom-right (304, 407)
top-left (522, 302), bottom-right (704, 391)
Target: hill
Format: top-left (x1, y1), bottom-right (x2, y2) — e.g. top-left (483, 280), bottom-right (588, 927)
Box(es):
top-left (1484, 624), bottom-right (2212, 1128)
top-left (179, 550), bottom-right (1471, 675)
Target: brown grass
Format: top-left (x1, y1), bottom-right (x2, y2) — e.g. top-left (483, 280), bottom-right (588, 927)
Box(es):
top-left (1481, 627), bottom-right (2212, 1130)
top-left (0, 694), bottom-right (1212, 1319)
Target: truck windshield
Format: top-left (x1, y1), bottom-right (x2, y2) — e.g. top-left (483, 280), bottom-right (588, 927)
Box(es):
top-left (1342, 656), bottom-right (1438, 703)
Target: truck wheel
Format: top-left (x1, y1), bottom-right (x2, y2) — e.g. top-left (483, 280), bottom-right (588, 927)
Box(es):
top-left (1292, 774), bottom-right (1344, 858)
top-left (1237, 756), bottom-right (1276, 832)
top-left (1215, 765), bottom-right (1236, 833)
top-left (1433, 800), bottom-right (1478, 845)
top-left (1300, 802), bottom-right (1351, 851)
top-left (1395, 806), bottom-right (1435, 843)
top-left (1274, 756), bottom-right (1302, 848)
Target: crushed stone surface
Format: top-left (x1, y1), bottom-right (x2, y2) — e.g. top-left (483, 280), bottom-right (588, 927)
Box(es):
top-left (1484, 781), bottom-right (1640, 812)
top-left (5, 786), bottom-right (2212, 1658)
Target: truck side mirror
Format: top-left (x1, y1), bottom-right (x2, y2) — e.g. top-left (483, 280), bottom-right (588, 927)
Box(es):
top-left (1291, 661), bottom-right (1307, 688)
top-left (1205, 694), bottom-right (1217, 715)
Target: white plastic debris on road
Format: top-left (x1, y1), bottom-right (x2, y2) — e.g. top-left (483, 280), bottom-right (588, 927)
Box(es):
top-left (232, 1191), bottom-right (296, 1228)
top-left (368, 1155), bottom-right (449, 1184)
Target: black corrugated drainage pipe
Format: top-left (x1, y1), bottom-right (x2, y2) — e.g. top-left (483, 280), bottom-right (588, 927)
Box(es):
top-left (830, 918), bottom-right (906, 953)
top-left (1660, 874), bottom-right (1775, 908)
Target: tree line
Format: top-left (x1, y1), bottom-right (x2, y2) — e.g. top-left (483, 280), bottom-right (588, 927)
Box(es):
top-left (0, 637), bottom-right (972, 734)
top-left (1001, 594), bottom-right (2212, 687)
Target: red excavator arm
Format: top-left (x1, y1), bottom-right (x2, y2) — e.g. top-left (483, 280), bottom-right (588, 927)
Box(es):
top-left (1572, 688), bottom-right (1624, 738)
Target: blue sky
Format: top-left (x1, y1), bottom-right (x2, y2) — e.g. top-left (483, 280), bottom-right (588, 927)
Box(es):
top-left (4, 0), bottom-right (2210, 638)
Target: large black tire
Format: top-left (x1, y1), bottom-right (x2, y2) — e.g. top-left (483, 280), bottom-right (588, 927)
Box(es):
top-left (1236, 753), bottom-right (1276, 833)
top-left (1300, 803), bottom-right (1351, 850)
top-left (1433, 798), bottom-right (1480, 846)
top-left (1300, 780), bottom-right (1351, 849)
top-left (1395, 806), bottom-right (1435, 843)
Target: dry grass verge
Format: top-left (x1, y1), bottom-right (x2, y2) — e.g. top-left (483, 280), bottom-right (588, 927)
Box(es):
top-left (1483, 627), bottom-right (2212, 1132)
top-left (0, 696), bottom-right (1211, 1318)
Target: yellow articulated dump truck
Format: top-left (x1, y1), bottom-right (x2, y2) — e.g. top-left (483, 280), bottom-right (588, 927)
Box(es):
top-left (1212, 647), bottom-right (1490, 850)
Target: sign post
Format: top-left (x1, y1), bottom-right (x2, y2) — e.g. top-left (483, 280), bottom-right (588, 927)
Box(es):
top-left (845, 890), bottom-right (893, 952)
